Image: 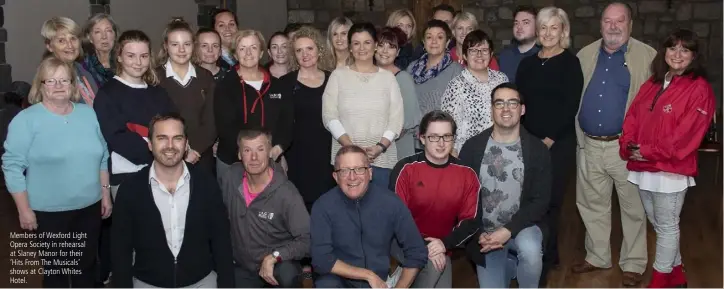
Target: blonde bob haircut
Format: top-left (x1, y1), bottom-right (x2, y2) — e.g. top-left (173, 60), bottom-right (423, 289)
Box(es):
top-left (232, 30), bottom-right (266, 60)
top-left (41, 17), bottom-right (84, 60)
top-left (29, 56), bottom-right (81, 105)
top-left (536, 6), bottom-right (571, 49)
top-left (289, 26), bottom-right (334, 71)
top-left (452, 11), bottom-right (479, 30)
top-left (386, 9), bottom-right (416, 40)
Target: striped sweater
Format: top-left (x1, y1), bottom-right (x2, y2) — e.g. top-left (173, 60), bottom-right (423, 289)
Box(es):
top-left (322, 66), bottom-right (404, 169)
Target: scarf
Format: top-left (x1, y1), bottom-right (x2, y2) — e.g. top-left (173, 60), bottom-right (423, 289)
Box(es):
top-left (84, 54), bottom-right (115, 85)
top-left (410, 52), bottom-right (453, 84)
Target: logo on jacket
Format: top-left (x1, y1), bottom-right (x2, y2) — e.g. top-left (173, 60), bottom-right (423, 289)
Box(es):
top-left (663, 104), bottom-right (672, 113)
top-left (269, 93), bottom-right (282, 99)
top-left (258, 211), bottom-right (275, 220)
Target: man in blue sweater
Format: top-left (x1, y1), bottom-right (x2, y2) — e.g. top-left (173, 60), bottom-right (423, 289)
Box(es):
top-left (311, 145), bottom-right (428, 288)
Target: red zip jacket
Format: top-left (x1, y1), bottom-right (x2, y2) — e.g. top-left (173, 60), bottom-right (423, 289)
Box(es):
top-left (619, 74), bottom-right (715, 176)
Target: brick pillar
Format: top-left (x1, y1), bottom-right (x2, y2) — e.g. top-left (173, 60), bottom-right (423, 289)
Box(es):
top-left (0, 0), bottom-right (11, 93)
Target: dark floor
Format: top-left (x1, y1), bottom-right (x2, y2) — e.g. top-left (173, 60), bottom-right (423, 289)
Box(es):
top-left (0, 153), bottom-right (721, 288)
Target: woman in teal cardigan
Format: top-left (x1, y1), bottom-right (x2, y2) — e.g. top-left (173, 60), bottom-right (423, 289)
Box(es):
top-left (2, 56), bottom-right (111, 288)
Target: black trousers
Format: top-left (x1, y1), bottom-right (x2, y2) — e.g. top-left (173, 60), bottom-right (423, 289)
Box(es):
top-left (234, 260), bottom-right (302, 288)
top-left (34, 201), bottom-right (101, 288)
top-left (543, 135), bottom-right (576, 265)
top-left (96, 216), bottom-right (112, 283)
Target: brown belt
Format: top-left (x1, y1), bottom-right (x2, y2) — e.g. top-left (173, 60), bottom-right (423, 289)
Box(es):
top-left (585, 134), bottom-right (620, 142)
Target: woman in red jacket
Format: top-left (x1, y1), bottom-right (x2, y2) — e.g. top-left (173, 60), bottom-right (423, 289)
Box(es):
top-left (619, 29), bottom-right (715, 288)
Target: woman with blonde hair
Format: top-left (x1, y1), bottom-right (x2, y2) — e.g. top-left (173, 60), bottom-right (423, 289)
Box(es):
top-left (42, 16), bottom-right (99, 105)
top-left (3, 56), bottom-right (111, 288)
top-left (82, 13), bottom-right (118, 86)
top-left (327, 17), bottom-right (353, 68)
top-left (156, 18), bottom-right (217, 173)
top-left (516, 6), bottom-right (583, 271)
top-left (94, 30), bottom-right (177, 191)
top-left (386, 9), bottom-right (420, 69)
top-left (214, 29), bottom-right (293, 176)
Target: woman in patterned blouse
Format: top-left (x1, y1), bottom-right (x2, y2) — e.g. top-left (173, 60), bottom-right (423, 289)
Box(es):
top-left (441, 30), bottom-right (509, 156)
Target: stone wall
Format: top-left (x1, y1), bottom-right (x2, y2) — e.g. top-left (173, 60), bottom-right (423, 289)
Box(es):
top-left (287, 0), bottom-right (723, 107)
top-left (287, 0), bottom-right (411, 30)
top-left (461, 0), bottom-right (723, 106)
top-left (196, 0), bottom-right (236, 29)
top-left (0, 0), bottom-right (10, 93)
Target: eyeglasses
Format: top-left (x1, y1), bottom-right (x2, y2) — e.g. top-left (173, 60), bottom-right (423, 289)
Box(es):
top-left (41, 78), bottom-right (72, 86)
top-left (468, 48), bottom-right (491, 56)
top-left (424, 135), bottom-right (455, 142)
top-left (493, 99), bottom-right (521, 109)
top-left (334, 167), bottom-right (369, 176)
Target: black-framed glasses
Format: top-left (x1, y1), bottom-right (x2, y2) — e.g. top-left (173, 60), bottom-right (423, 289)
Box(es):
top-left (334, 167), bottom-right (370, 176)
top-left (423, 134), bottom-right (455, 142)
top-left (493, 99), bottom-right (521, 109)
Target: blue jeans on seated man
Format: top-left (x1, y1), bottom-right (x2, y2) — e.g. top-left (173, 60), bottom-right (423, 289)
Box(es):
top-left (370, 166), bottom-right (391, 189)
top-left (476, 225), bottom-right (543, 288)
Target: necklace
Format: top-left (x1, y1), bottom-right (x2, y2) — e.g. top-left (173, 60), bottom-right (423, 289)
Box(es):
top-left (541, 57), bottom-right (552, 66)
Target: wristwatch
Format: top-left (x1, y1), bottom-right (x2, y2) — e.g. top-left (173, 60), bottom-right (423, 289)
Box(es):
top-left (272, 251), bottom-right (282, 262)
top-left (376, 142), bottom-right (388, 153)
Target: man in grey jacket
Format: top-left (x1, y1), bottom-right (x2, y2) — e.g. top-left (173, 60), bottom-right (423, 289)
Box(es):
top-left (220, 128), bottom-right (310, 288)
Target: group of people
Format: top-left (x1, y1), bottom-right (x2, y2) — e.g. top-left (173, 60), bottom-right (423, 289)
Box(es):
top-left (2, 1), bottom-right (716, 288)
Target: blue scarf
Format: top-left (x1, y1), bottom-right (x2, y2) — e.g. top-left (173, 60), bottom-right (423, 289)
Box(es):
top-left (410, 52), bottom-right (453, 84)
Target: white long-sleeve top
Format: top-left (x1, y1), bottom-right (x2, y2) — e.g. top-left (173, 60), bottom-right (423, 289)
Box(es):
top-left (322, 66), bottom-right (404, 169)
top-left (441, 68), bottom-right (509, 153)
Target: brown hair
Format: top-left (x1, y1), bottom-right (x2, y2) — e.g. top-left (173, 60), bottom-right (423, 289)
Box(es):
top-left (29, 56), bottom-right (80, 104)
top-left (149, 112), bottom-right (187, 142)
top-left (115, 30), bottom-right (160, 85)
top-left (158, 18), bottom-right (195, 64)
top-left (193, 28), bottom-right (221, 65)
top-left (650, 28), bottom-right (708, 83)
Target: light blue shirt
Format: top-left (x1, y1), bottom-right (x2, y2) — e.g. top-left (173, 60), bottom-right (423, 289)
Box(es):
top-left (2, 103), bottom-right (109, 212)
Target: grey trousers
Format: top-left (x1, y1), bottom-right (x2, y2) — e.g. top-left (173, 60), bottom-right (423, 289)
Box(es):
top-left (411, 255), bottom-right (452, 288)
top-left (132, 271), bottom-right (217, 288)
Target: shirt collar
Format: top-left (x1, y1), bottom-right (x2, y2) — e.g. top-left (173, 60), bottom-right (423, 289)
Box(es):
top-left (149, 161), bottom-right (191, 187)
top-left (165, 60), bottom-right (197, 85)
top-left (114, 75), bottom-right (148, 89)
top-left (600, 40), bottom-right (629, 55)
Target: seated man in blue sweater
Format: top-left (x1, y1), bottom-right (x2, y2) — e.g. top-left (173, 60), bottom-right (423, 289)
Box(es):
top-left (311, 145), bottom-right (428, 288)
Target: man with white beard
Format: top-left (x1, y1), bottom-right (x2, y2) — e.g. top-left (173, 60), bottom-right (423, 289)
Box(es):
top-left (497, 6), bottom-right (540, 83)
top-left (571, 2), bottom-right (656, 287)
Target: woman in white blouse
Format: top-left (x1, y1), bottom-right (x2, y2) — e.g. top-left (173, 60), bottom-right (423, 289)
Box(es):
top-left (441, 30), bottom-right (508, 156)
top-left (322, 22), bottom-right (404, 188)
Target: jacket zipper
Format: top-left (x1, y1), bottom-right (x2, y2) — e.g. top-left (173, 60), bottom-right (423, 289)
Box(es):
top-left (355, 201), bottom-right (367, 273)
top-left (173, 257), bottom-right (177, 288)
top-left (649, 82), bottom-right (668, 111)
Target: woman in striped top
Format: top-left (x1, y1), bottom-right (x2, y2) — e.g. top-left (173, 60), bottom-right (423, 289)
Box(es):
top-left (322, 22), bottom-right (404, 188)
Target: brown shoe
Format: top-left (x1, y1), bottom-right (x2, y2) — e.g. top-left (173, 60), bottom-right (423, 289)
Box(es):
top-left (571, 261), bottom-right (606, 273)
top-left (622, 271), bottom-right (643, 287)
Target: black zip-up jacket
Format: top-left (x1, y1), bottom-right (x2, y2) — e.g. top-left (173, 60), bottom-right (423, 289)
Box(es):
top-left (111, 163), bottom-right (234, 288)
top-left (213, 68), bottom-right (294, 165)
top-left (449, 127), bottom-right (552, 266)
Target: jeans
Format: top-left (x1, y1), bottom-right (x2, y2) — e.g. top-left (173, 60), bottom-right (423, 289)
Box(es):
top-left (371, 166), bottom-right (391, 189)
top-left (639, 188), bottom-right (687, 273)
top-left (476, 225), bottom-right (543, 288)
top-left (234, 261), bottom-right (302, 288)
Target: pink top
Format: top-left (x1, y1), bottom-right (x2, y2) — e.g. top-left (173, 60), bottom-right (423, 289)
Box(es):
top-left (242, 168), bottom-right (274, 207)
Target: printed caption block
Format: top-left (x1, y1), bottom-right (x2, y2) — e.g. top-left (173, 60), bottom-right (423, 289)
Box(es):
top-left (8, 231), bottom-right (88, 284)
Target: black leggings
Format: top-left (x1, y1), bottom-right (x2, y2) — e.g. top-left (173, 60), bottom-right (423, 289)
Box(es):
top-left (35, 201), bottom-right (101, 288)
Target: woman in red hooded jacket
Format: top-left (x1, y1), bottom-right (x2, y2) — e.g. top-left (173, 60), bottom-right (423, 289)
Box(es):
top-left (619, 28), bottom-right (715, 288)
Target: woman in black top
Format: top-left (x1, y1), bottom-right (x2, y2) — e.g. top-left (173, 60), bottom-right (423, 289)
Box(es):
top-left (195, 28), bottom-right (228, 83)
top-left (515, 6), bottom-right (583, 274)
top-left (281, 26), bottom-right (335, 212)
